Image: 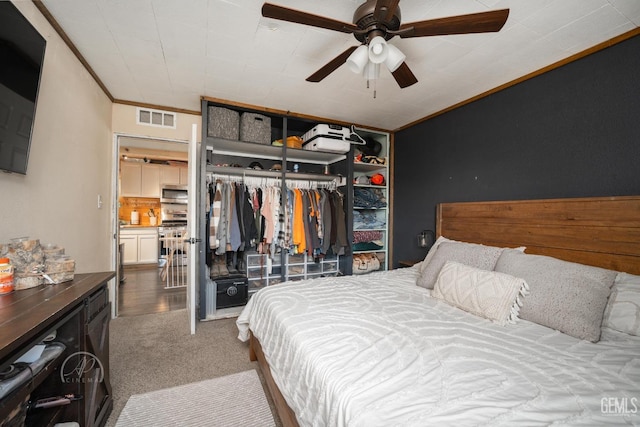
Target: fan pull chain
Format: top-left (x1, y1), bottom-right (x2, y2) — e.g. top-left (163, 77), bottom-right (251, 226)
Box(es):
top-left (365, 78), bottom-right (377, 99)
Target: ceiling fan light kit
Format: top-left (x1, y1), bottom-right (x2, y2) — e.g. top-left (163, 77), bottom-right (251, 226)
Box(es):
top-left (383, 42), bottom-right (405, 72)
top-left (363, 62), bottom-right (381, 81)
top-left (368, 36), bottom-right (388, 64)
top-left (346, 45), bottom-right (369, 73)
top-left (262, 1), bottom-right (509, 91)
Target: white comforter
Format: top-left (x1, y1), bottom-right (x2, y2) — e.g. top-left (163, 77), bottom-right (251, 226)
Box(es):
top-left (237, 266), bottom-right (640, 426)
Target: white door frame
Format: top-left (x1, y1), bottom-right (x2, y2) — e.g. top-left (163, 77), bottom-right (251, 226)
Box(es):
top-left (187, 124), bottom-right (198, 334)
top-left (110, 132), bottom-right (191, 320)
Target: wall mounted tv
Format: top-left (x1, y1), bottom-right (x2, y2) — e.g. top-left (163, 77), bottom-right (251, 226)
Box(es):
top-left (0, 2), bottom-right (46, 175)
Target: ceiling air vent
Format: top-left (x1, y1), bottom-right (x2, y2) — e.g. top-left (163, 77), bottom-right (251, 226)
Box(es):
top-left (136, 107), bottom-right (176, 129)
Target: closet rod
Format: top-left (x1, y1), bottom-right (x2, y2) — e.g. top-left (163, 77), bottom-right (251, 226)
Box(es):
top-left (208, 174), bottom-right (337, 189)
top-left (206, 165), bottom-right (340, 182)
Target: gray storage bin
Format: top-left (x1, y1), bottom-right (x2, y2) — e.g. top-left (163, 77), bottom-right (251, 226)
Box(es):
top-left (240, 112), bottom-right (271, 144)
top-left (207, 106), bottom-right (240, 140)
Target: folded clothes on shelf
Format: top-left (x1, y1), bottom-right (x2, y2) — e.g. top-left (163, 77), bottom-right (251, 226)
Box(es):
top-left (354, 188), bottom-right (387, 209)
top-left (353, 211), bottom-right (386, 230)
top-left (353, 241), bottom-right (383, 251)
top-left (353, 230), bottom-right (383, 244)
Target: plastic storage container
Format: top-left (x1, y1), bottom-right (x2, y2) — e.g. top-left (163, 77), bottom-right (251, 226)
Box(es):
top-left (302, 124), bottom-right (350, 153)
top-left (0, 257), bottom-right (14, 295)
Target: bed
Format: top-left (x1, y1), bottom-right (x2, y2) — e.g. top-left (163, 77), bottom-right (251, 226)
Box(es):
top-left (237, 196), bottom-right (640, 426)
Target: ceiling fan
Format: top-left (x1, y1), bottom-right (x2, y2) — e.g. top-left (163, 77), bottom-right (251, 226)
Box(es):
top-left (262, 0), bottom-right (509, 88)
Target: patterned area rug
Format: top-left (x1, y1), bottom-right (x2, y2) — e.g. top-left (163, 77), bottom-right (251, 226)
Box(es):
top-left (116, 370), bottom-right (275, 427)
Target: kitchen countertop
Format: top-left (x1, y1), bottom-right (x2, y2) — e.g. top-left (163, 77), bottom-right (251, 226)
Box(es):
top-left (120, 224), bottom-right (159, 229)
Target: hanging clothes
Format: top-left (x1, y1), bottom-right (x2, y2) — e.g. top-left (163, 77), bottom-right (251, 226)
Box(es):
top-left (207, 174), bottom-right (344, 259)
top-left (241, 185), bottom-right (258, 250)
top-left (292, 188), bottom-right (306, 255)
top-left (215, 181), bottom-right (231, 255)
top-left (306, 190), bottom-right (321, 257)
top-left (331, 190), bottom-right (348, 255)
top-left (320, 189), bottom-right (332, 256)
top-left (229, 184), bottom-right (242, 252)
top-left (209, 181), bottom-right (222, 250)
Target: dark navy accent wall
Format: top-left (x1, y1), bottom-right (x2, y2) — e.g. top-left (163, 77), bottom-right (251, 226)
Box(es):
top-left (393, 34), bottom-right (640, 266)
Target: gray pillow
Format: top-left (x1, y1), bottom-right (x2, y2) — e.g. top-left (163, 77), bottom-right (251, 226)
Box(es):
top-left (416, 241), bottom-right (504, 289)
top-left (495, 250), bottom-right (617, 342)
top-left (601, 272), bottom-right (640, 336)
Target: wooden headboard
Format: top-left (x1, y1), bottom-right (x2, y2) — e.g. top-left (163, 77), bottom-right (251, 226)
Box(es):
top-left (437, 196), bottom-right (640, 275)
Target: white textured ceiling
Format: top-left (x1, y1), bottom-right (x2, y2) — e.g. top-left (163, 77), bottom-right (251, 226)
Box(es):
top-left (40, 0), bottom-right (640, 130)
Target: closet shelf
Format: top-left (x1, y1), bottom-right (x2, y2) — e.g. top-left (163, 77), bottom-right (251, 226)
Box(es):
top-left (354, 184), bottom-right (387, 188)
top-left (354, 228), bottom-right (387, 232)
top-left (353, 162), bottom-right (388, 173)
top-left (207, 165), bottom-right (341, 182)
top-left (206, 137), bottom-right (347, 165)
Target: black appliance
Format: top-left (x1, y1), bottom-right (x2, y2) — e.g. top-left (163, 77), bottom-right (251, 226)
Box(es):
top-left (215, 277), bottom-right (248, 309)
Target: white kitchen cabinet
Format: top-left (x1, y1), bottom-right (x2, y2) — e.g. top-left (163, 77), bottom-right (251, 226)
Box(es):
top-left (160, 165), bottom-right (180, 186)
top-left (120, 163), bottom-right (161, 198)
top-left (119, 233), bottom-right (138, 264)
top-left (120, 227), bottom-right (158, 265)
top-left (180, 167), bottom-right (188, 185)
top-left (160, 165), bottom-right (188, 186)
top-left (140, 164), bottom-right (160, 197)
top-left (138, 233), bottom-right (159, 263)
top-left (120, 163), bottom-right (142, 197)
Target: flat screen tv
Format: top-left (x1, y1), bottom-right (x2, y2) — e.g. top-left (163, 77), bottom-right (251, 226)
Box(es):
top-left (0, 2), bottom-right (46, 175)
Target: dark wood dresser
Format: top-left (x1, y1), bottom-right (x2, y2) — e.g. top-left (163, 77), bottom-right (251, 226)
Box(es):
top-left (0, 272), bottom-right (114, 427)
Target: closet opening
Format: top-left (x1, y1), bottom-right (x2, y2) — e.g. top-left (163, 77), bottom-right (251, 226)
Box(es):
top-left (202, 171), bottom-right (347, 320)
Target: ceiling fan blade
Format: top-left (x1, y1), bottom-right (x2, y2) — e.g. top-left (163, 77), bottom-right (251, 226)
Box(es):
top-left (373, 0), bottom-right (400, 23)
top-left (306, 46), bottom-right (358, 83)
top-left (262, 3), bottom-right (358, 34)
top-left (399, 9), bottom-right (509, 38)
top-left (391, 62), bottom-right (418, 88)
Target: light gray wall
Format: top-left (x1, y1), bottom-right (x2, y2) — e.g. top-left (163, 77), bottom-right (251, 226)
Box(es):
top-left (0, 1), bottom-right (113, 274)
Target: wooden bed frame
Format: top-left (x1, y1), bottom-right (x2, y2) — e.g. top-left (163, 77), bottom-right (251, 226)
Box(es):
top-left (250, 195), bottom-right (640, 426)
top-left (437, 196), bottom-right (640, 275)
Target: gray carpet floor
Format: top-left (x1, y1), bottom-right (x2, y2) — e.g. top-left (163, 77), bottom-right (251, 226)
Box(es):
top-left (106, 309), bottom-right (282, 426)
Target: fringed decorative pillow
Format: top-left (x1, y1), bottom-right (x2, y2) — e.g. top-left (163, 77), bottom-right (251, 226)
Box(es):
top-left (432, 261), bottom-right (529, 326)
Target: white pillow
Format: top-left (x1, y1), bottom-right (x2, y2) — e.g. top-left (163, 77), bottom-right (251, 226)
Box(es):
top-left (602, 272), bottom-right (640, 336)
top-left (432, 261), bottom-right (529, 326)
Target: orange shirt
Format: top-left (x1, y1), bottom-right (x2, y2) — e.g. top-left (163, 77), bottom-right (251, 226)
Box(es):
top-left (292, 189), bottom-right (306, 254)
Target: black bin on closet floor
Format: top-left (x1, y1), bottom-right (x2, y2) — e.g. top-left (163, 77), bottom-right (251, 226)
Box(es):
top-left (215, 276), bottom-right (248, 308)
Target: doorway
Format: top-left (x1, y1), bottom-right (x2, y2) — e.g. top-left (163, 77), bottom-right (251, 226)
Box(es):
top-left (113, 134), bottom-right (190, 317)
